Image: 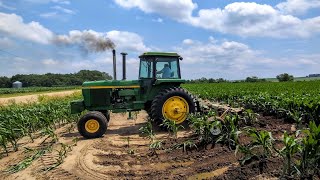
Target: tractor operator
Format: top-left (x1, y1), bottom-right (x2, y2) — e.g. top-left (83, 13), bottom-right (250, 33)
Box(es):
top-left (157, 64), bottom-right (172, 78)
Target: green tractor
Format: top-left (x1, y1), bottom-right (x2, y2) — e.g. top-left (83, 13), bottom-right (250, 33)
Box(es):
top-left (71, 50), bottom-right (200, 138)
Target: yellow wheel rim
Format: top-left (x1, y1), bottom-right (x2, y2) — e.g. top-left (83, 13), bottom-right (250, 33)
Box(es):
top-left (85, 119), bottom-right (100, 133)
top-left (162, 96), bottom-right (189, 124)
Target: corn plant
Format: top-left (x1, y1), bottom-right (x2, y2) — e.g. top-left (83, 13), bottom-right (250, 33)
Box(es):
top-left (297, 121), bottom-right (320, 178)
top-left (169, 139), bottom-right (198, 153)
top-left (139, 121), bottom-right (155, 143)
top-left (160, 119), bottom-right (184, 139)
top-left (241, 109), bottom-right (259, 125)
top-left (123, 137), bottom-right (135, 155)
top-left (287, 110), bottom-right (303, 128)
top-left (216, 115), bottom-right (241, 150)
top-left (276, 131), bottom-right (302, 176)
top-left (237, 128), bottom-right (274, 166)
top-left (189, 113), bottom-right (221, 145)
top-left (149, 140), bottom-right (163, 156)
top-left (6, 146), bottom-right (50, 173)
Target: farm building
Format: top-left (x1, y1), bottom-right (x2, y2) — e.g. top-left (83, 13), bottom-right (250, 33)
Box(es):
top-left (12, 81), bottom-right (22, 88)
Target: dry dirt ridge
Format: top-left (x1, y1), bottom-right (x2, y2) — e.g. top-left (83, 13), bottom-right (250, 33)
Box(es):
top-left (0, 90), bottom-right (80, 105)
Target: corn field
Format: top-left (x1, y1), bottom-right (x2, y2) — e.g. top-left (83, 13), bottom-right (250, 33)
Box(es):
top-left (184, 81), bottom-right (320, 124)
top-left (0, 93), bottom-right (81, 155)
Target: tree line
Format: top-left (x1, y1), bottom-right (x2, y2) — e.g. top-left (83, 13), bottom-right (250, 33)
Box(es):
top-left (0, 70), bottom-right (112, 88)
top-left (186, 73), bottom-right (294, 84)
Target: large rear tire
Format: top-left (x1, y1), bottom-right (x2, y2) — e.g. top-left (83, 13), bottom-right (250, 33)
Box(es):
top-left (150, 87), bottom-right (195, 125)
top-left (77, 111), bottom-right (107, 139)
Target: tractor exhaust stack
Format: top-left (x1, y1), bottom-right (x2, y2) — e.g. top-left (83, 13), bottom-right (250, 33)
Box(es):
top-left (112, 49), bottom-right (117, 80)
top-left (121, 52), bottom-right (127, 80)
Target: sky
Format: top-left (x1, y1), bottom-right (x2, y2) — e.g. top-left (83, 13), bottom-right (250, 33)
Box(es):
top-left (0, 0), bottom-right (319, 80)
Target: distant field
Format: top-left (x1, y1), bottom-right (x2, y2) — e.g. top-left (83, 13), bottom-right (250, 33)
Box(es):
top-left (265, 76), bottom-right (320, 82)
top-left (0, 86), bottom-right (80, 97)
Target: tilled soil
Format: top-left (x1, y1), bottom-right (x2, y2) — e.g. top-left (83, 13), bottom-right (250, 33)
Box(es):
top-left (0, 110), bottom-right (304, 180)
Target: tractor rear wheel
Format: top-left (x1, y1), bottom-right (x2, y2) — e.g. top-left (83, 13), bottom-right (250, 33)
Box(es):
top-left (77, 111), bottom-right (107, 139)
top-left (151, 87), bottom-right (195, 125)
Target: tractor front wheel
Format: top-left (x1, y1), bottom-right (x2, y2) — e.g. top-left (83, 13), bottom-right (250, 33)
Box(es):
top-left (151, 87), bottom-right (195, 125)
top-left (77, 111), bottom-right (107, 139)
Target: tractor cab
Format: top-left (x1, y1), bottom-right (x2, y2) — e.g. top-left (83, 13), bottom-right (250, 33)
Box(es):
top-left (138, 52), bottom-right (182, 80)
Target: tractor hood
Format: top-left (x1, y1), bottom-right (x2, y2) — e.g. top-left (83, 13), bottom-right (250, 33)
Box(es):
top-left (82, 80), bottom-right (140, 89)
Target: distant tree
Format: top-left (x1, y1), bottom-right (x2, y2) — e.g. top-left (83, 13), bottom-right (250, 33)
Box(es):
top-left (0, 76), bottom-right (11, 88)
top-left (246, 76), bottom-right (259, 82)
top-left (9, 70), bottom-right (112, 87)
top-left (216, 78), bottom-right (226, 83)
top-left (245, 76), bottom-right (267, 83)
top-left (276, 73), bottom-right (294, 82)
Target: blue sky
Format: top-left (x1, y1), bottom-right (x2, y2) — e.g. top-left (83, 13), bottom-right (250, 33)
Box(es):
top-left (0, 0), bottom-right (319, 80)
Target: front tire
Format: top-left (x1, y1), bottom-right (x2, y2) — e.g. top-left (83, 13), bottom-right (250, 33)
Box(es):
top-left (151, 87), bottom-right (195, 125)
top-left (77, 111), bottom-right (107, 139)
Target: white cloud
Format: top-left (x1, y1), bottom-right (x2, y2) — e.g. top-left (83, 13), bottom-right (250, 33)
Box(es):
top-left (0, 12), bottom-right (151, 54)
top-left (52, 5), bottom-right (75, 14)
top-left (42, 59), bottom-right (59, 65)
top-left (114, 0), bottom-right (197, 21)
top-left (0, 1), bottom-right (16, 10)
top-left (276, 0), bottom-right (320, 15)
top-left (188, 2), bottom-right (320, 38)
top-left (0, 13), bottom-right (54, 44)
top-left (106, 30), bottom-right (151, 53)
top-left (40, 12), bottom-right (58, 18)
top-left (182, 39), bottom-right (194, 45)
top-left (51, 0), bottom-right (70, 5)
top-left (0, 37), bottom-right (15, 48)
top-left (152, 18), bottom-right (163, 23)
top-left (176, 37), bottom-right (257, 65)
top-left (115, 0), bottom-right (320, 38)
top-left (175, 37), bottom-right (320, 79)
top-left (24, 0), bottom-right (70, 4)
top-left (190, 2), bottom-right (320, 38)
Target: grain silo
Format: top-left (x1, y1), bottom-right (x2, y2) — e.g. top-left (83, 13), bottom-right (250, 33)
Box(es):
top-left (12, 81), bottom-right (22, 88)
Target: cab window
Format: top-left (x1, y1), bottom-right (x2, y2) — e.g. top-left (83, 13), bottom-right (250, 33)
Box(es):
top-left (155, 57), bottom-right (180, 79)
top-left (139, 59), bottom-right (153, 78)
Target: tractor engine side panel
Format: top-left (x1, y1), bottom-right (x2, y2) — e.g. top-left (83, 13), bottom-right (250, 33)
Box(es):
top-left (83, 88), bottom-right (111, 107)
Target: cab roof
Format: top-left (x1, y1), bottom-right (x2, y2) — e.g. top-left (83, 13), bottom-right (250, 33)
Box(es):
top-left (139, 52), bottom-right (180, 58)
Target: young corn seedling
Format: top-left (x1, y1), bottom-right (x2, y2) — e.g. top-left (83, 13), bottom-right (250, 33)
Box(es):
top-left (160, 119), bottom-right (184, 140)
top-left (139, 121), bottom-right (155, 143)
top-left (216, 115), bottom-right (241, 150)
top-left (237, 128), bottom-right (274, 168)
top-left (298, 121), bottom-right (320, 178)
top-left (123, 137), bottom-right (135, 155)
top-left (7, 147), bottom-right (49, 173)
top-left (189, 113), bottom-right (221, 146)
top-left (242, 109), bottom-right (259, 126)
top-left (287, 110), bottom-right (303, 129)
top-left (276, 131), bottom-right (301, 176)
top-left (149, 140), bottom-right (163, 156)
